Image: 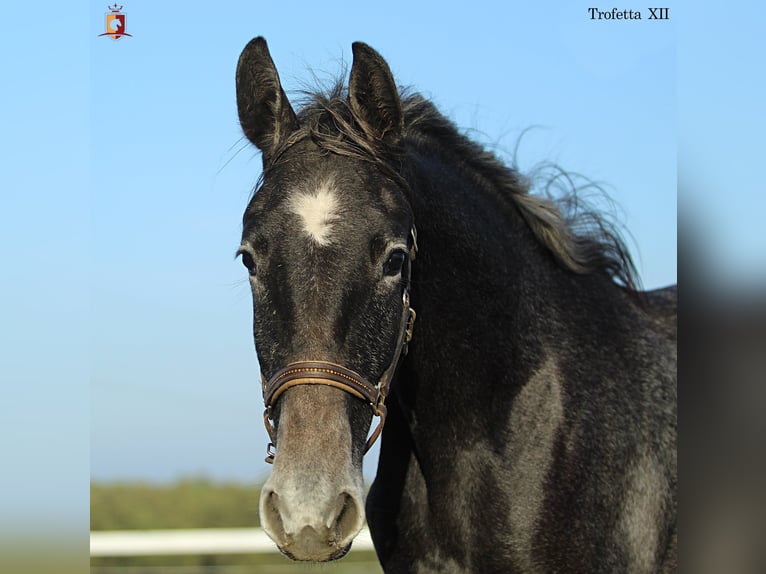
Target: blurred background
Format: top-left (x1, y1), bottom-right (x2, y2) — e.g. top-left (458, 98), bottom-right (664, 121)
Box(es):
top-left (4, 0), bottom-right (764, 573)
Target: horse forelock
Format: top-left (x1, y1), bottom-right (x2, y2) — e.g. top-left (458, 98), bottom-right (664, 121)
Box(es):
top-left (261, 83), bottom-right (406, 188)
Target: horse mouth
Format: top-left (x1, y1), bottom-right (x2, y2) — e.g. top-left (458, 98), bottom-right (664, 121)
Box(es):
top-left (279, 540), bottom-right (353, 562)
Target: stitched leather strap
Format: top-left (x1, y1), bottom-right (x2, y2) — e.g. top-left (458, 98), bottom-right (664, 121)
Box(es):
top-left (264, 362), bottom-right (379, 407)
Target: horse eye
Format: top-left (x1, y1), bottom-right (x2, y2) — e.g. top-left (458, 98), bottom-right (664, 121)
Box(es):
top-left (383, 250), bottom-right (407, 277)
top-left (240, 252), bottom-right (257, 276)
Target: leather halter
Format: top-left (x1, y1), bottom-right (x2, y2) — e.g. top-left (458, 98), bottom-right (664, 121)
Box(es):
top-left (261, 227), bottom-right (418, 464)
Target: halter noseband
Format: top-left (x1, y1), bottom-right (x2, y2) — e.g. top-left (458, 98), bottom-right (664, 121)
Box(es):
top-left (261, 226), bottom-right (417, 464)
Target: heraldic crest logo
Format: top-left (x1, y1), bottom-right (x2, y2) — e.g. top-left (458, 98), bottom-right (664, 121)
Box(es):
top-left (98, 4), bottom-right (132, 40)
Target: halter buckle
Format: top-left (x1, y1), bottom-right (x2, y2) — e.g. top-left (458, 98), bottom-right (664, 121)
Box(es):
top-left (405, 308), bottom-right (417, 344)
top-left (402, 306), bottom-right (417, 357)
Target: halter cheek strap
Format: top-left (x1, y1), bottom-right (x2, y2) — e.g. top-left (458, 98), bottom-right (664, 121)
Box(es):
top-left (261, 226), bottom-right (417, 464)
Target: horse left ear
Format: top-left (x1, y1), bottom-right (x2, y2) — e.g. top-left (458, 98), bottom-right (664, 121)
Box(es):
top-left (236, 37), bottom-right (299, 161)
top-left (349, 42), bottom-right (403, 145)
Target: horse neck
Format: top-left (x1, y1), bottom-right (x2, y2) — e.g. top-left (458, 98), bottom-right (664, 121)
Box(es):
top-left (403, 141), bottom-right (613, 331)
top-left (398, 142), bottom-right (635, 432)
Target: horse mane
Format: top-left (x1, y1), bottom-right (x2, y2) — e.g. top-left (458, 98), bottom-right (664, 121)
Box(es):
top-left (269, 82), bottom-right (640, 292)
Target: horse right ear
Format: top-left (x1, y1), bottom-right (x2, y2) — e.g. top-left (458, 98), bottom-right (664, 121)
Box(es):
top-left (236, 37), bottom-right (299, 160)
top-left (348, 42), bottom-right (403, 145)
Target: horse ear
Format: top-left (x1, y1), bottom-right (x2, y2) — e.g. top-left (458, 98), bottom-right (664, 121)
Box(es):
top-left (236, 37), bottom-right (299, 159)
top-left (349, 42), bottom-right (403, 144)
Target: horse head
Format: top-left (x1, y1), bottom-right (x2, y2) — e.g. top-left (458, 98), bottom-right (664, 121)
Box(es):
top-left (235, 37), bottom-right (414, 561)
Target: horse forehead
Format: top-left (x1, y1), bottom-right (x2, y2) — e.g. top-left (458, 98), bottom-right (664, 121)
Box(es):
top-left (279, 170), bottom-right (396, 246)
top-left (248, 154), bottom-right (407, 247)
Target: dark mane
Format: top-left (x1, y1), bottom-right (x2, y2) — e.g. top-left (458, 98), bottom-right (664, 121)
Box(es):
top-left (268, 82), bottom-right (640, 291)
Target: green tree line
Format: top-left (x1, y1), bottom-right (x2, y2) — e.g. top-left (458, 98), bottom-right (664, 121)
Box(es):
top-left (91, 477), bottom-right (262, 530)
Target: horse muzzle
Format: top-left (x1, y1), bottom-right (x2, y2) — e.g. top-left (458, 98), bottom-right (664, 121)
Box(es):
top-left (258, 384), bottom-right (367, 561)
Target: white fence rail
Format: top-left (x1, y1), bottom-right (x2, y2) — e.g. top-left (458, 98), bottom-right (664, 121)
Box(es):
top-left (90, 527), bottom-right (374, 557)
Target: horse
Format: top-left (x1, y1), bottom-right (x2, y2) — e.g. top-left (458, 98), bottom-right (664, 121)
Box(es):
top-left (234, 37), bottom-right (677, 573)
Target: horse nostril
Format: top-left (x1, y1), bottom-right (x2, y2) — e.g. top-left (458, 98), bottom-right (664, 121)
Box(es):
top-left (260, 489), bottom-right (287, 544)
top-left (333, 492), bottom-right (364, 544)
